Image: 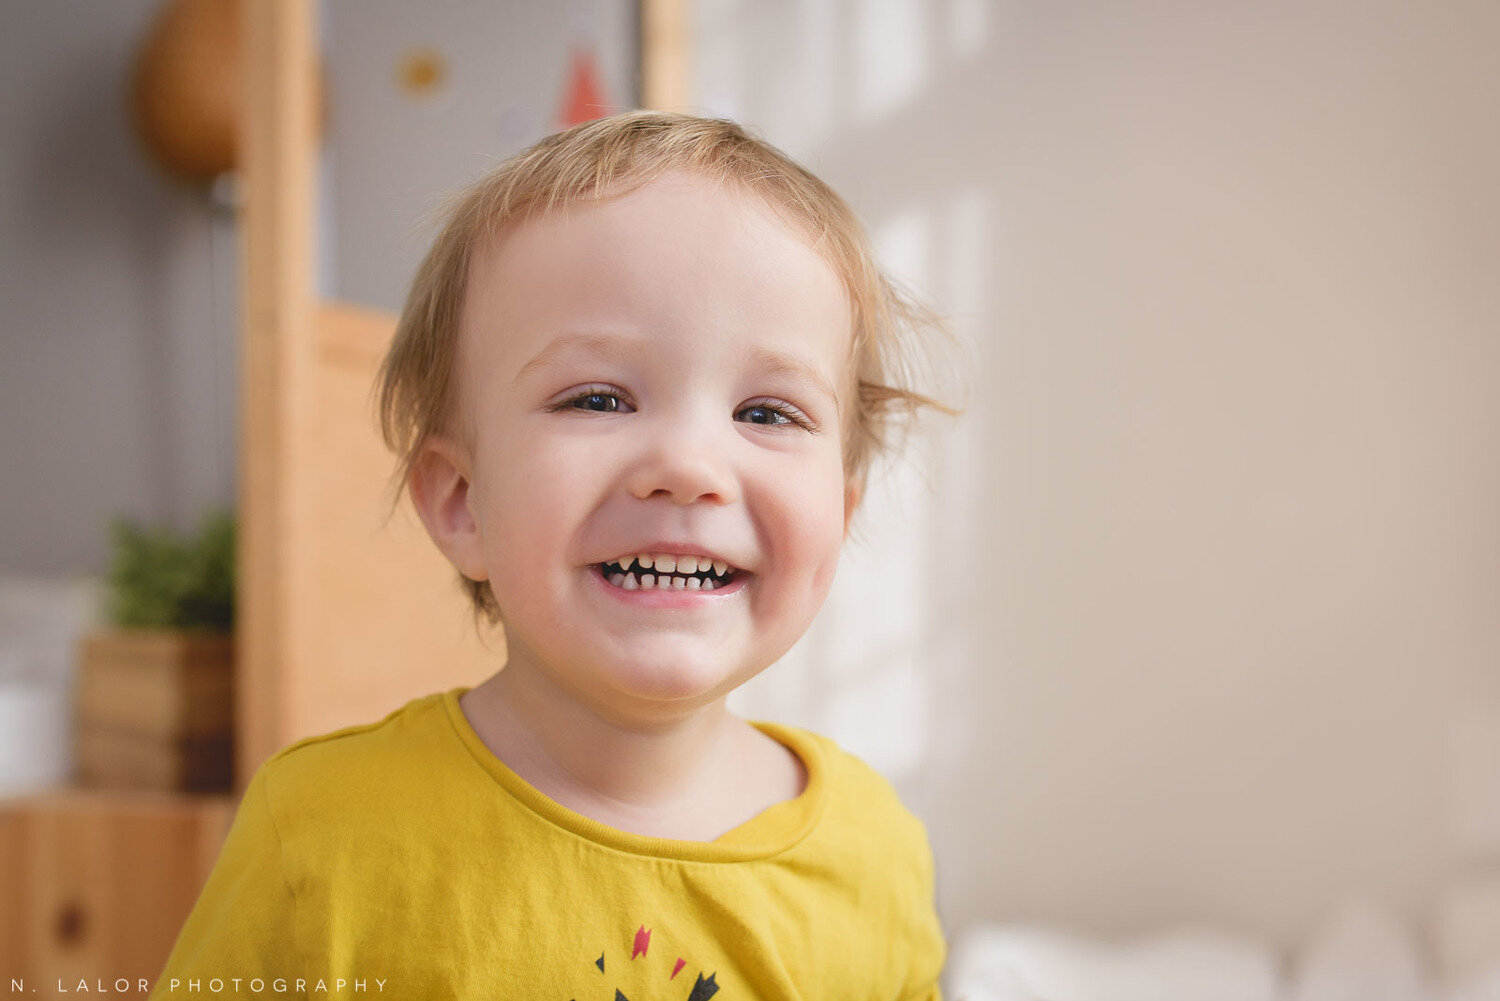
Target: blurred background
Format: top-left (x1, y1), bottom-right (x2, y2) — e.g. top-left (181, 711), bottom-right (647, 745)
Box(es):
top-left (2, 1), bottom-right (1498, 998)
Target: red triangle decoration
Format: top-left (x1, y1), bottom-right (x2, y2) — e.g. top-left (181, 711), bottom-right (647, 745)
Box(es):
top-left (559, 46), bottom-right (611, 129)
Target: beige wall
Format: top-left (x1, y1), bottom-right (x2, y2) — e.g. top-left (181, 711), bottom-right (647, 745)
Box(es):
top-left (710, 0), bottom-right (1500, 948)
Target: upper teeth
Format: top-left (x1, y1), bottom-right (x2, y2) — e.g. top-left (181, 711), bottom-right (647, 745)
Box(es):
top-left (609, 553), bottom-right (730, 576)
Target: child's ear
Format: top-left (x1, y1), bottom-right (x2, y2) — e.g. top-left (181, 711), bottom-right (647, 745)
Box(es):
top-left (408, 435), bottom-right (489, 581)
top-left (842, 479), bottom-right (863, 540)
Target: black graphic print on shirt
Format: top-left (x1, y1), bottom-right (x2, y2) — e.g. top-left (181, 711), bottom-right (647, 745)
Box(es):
top-left (569, 923), bottom-right (721, 1000)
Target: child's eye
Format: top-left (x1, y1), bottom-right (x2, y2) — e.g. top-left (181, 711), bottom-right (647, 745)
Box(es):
top-left (737, 399), bottom-right (816, 431)
top-left (572, 393), bottom-right (623, 413)
top-left (549, 386), bottom-right (634, 414)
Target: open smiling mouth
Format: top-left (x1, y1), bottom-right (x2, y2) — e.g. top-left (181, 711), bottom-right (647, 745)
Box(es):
top-left (593, 554), bottom-right (743, 592)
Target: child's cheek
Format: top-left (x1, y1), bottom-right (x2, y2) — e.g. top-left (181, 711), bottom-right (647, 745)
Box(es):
top-left (791, 460), bottom-right (852, 597)
top-left (473, 442), bottom-right (566, 574)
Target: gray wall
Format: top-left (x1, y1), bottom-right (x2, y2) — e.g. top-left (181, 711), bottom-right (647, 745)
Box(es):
top-left (324, 0), bottom-right (637, 311)
top-left (0, 0), bottom-right (238, 574)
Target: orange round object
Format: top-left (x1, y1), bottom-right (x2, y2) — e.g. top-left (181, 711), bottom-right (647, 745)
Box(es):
top-left (398, 48), bottom-right (448, 99)
top-left (129, 0), bottom-right (241, 181)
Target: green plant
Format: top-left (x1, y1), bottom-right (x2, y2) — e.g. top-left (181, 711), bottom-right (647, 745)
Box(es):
top-left (105, 509), bottom-right (235, 631)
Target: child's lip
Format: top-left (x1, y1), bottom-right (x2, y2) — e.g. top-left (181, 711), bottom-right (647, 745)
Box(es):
top-left (586, 563), bottom-right (749, 606)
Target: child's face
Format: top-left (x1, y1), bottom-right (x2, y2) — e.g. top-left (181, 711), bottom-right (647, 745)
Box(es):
top-left (420, 171), bottom-right (858, 720)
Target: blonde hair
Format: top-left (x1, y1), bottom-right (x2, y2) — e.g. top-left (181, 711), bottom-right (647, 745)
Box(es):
top-left (375, 110), bottom-right (959, 626)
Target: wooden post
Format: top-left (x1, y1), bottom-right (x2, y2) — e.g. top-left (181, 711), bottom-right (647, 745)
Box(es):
top-left (238, 0), bottom-right (318, 787)
top-left (640, 0), bottom-right (692, 111)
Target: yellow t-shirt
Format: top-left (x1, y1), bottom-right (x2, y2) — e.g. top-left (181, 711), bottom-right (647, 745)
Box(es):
top-left (150, 687), bottom-right (946, 1000)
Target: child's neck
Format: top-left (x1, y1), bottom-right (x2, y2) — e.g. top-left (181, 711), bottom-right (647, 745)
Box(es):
top-left (459, 661), bottom-right (805, 842)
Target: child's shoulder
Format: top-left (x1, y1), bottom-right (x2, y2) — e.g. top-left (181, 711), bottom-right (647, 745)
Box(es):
top-left (757, 720), bottom-right (933, 848)
top-left (253, 687), bottom-right (472, 815)
top-left (268, 686), bottom-right (453, 762)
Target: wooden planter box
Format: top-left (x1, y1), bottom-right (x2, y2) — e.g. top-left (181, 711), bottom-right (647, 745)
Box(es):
top-left (74, 631), bottom-right (234, 793)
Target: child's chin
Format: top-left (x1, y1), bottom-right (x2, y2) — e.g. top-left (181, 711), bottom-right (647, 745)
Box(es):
top-left (597, 653), bottom-right (740, 705)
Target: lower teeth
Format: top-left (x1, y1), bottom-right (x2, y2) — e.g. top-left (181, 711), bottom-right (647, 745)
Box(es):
top-left (607, 570), bottom-right (718, 591)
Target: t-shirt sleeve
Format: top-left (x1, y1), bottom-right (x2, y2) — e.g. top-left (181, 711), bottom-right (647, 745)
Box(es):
top-left (899, 822), bottom-right (947, 1001)
top-left (149, 763), bottom-right (303, 999)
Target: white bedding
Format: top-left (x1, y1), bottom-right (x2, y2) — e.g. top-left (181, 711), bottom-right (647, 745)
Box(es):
top-left (947, 895), bottom-right (1500, 1001)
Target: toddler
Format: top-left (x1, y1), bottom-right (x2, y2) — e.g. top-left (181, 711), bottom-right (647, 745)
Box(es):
top-left (153, 111), bottom-right (954, 1000)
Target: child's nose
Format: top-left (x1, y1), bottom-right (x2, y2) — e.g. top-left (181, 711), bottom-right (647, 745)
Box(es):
top-left (623, 420), bottom-right (740, 506)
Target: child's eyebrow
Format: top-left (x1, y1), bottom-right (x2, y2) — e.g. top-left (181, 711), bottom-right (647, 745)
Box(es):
top-left (746, 347), bottom-right (842, 412)
top-left (511, 332), bottom-right (643, 387)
